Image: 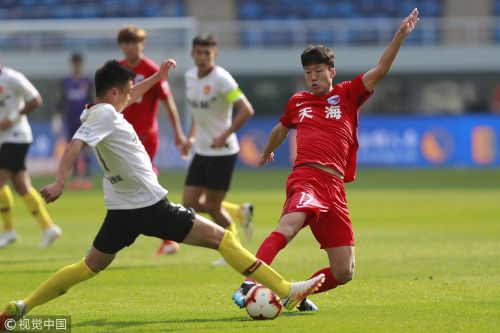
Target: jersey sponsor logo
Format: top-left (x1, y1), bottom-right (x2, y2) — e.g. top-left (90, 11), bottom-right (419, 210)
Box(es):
top-left (296, 101), bottom-right (308, 107)
top-left (76, 125), bottom-right (92, 137)
top-left (327, 95), bottom-right (340, 105)
top-left (296, 192), bottom-right (313, 208)
top-left (324, 105), bottom-right (342, 120)
top-left (203, 85), bottom-right (211, 95)
top-left (187, 96), bottom-right (217, 109)
top-left (298, 107), bottom-right (314, 122)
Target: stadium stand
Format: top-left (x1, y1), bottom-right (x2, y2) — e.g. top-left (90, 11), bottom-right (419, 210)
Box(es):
top-left (495, 0), bottom-right (500, 41)
top-left (0, 0), bottom-right (185, 19)
top-left (238, 0), bottom-right (442, 46)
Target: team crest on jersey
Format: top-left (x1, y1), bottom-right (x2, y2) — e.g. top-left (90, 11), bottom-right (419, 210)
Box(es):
top-left (327, 95), bottom-right (340, 105)
top-left (134, 74), bottom-right (145, 84)
top-left (203, 85), bottom-right (211, 95)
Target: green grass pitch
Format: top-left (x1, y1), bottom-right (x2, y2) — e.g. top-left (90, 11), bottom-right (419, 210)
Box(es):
top-left (1, 168), bottom-right (500, 332)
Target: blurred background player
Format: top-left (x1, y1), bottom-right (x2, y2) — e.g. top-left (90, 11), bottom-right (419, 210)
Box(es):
top-left (0, 56), bottom-right (62, 249)
top-left (168, 33), bottom-right (254, 265)
top-left (117, 25), bottom-right (187, 255)
top-left (232, 9), bottom-right (420, 311)
top-left (54, 52), bottom-right (94, 190)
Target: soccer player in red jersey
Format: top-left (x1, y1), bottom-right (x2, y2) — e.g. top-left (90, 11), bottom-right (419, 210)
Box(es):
top-left (117, 26), bottom-right (186, 255)
top-left (233, 9), bottom-right (420, 311)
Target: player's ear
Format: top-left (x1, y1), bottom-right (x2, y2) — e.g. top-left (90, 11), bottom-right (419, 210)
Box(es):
top-left (330, 67), bottom-right (336, 78)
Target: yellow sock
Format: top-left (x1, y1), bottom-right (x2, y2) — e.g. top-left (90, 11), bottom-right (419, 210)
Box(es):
top-left (0, 185), bottom-right (14, 231)
top-left (218, 230), bottom-right (291, 298)
top-left (22, 187), bottom-right (53, 230)
top-left (226, 222), bottom-right (241, 243)
top-left (222, 201), bottom-right (243, 221)
top-left (24, 259), bottom-right (97, 313)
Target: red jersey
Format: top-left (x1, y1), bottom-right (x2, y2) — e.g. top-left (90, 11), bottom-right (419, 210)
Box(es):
top-left (280, 74), bottom-right (372, 182)
top-left (119, 57), bottom-right (171, 138)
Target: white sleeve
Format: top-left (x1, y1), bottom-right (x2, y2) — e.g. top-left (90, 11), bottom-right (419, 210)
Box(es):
top-left (14, 73), bottom-right (40, 102)
top-left (73, 108), bottom-right (114, 147)
top-left (217, 68), bottom-right (239, 95)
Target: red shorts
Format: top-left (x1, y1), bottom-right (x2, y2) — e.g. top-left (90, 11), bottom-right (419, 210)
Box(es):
top-left (282, 165), bottom-right (354, 249)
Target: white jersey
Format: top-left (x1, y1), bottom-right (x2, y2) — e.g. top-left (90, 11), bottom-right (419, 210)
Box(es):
top-left (0, 66), bottom-right (40, 144)
top-left (73, 103), bottom-right (167, 209)
top-left (185, 66), bottom-right (242, 156)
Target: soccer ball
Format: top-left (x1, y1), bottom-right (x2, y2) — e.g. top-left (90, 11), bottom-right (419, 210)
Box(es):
top-left (244, 284), bottom-right (283, 320)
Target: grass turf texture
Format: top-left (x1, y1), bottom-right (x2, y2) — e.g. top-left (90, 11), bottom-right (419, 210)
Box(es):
top-left (1, 168), bottom-right (499, 332)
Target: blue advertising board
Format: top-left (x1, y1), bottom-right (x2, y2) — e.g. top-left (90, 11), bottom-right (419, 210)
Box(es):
top-left (26, 115), bottom-right (500, 175)
top-left (236, 115), bottom-right (500, 168)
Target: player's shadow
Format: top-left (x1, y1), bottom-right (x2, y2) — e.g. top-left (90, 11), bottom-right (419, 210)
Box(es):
top-left (74, 313), bottom-right (312, 331)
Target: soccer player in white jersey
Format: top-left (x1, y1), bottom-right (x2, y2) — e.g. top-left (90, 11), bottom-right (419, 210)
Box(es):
top-left (171, 34), bottom-right (254, 265)
top-left (0, 59), bottom-right (324, 325)
top-left (0, 56), bottom-right (62, 249)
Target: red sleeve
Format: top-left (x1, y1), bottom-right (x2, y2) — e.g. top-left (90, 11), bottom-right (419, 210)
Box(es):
top-left (279, 95), bottom-right (296, 129)
top-left (349, 74), bottom-right (372, 109)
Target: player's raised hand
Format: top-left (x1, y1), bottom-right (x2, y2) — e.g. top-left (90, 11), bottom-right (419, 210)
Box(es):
top-left (258, 152), bottom-right (275, 166)
top-left (158, 59), bottom-right (176, 80)
top-left (399, 8), bottom-right (419, 37)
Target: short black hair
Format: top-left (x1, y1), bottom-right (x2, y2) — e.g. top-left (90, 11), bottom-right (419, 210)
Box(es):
top-left (94, 60), bottom-right (136, 98)
top-left (192, 33), bottom-right (217, 48)
top-left (301, 44), bottom-right (335, 68)
top-left (71, 52), bottom-right (83, 63)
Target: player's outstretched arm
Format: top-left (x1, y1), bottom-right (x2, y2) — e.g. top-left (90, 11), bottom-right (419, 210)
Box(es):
top-left (40, 139), bottom-right (85, 203)
top-left (259, 123), bottom-right (289, 165)
top-left (362, 8), bottom-right (419, 92)
top-left (127, 59), bottom-right (176, 107)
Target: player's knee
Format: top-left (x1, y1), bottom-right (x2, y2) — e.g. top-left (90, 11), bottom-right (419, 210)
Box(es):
top-left (332, 266), bottom-right (354, 284)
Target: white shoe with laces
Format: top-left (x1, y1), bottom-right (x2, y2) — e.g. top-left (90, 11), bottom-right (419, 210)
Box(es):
top-left (40, 225), bottom-right (62, 248)
top-left (281, 273), bottom-right (325, 310)
top-left (0, 230), bottom-right (18, 249)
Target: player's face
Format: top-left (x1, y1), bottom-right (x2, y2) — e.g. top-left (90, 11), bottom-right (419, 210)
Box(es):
top-left (192, 45), bottom-right (217, 72)
top-left (303, 63), bottom-right (335, 96)
top-left (116, 80), bottom-right (133, 110)
top-left (119, 41), bottom-right (144, 63)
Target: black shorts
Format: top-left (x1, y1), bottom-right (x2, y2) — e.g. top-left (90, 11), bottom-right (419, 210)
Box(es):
top-left (0, 143), bottom-right (30, 173)
top-left (185, 153), bottom-right (238, 191)
top-left (93, 198), bottom-right (195, 254)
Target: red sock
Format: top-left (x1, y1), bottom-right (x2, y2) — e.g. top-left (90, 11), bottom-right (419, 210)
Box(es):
top-left (255, 231), bottom-right (288, 264)
top-left (310, 267), bottom-right (343, 294)
top-left (244, 231), bottom-right (287, 283)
